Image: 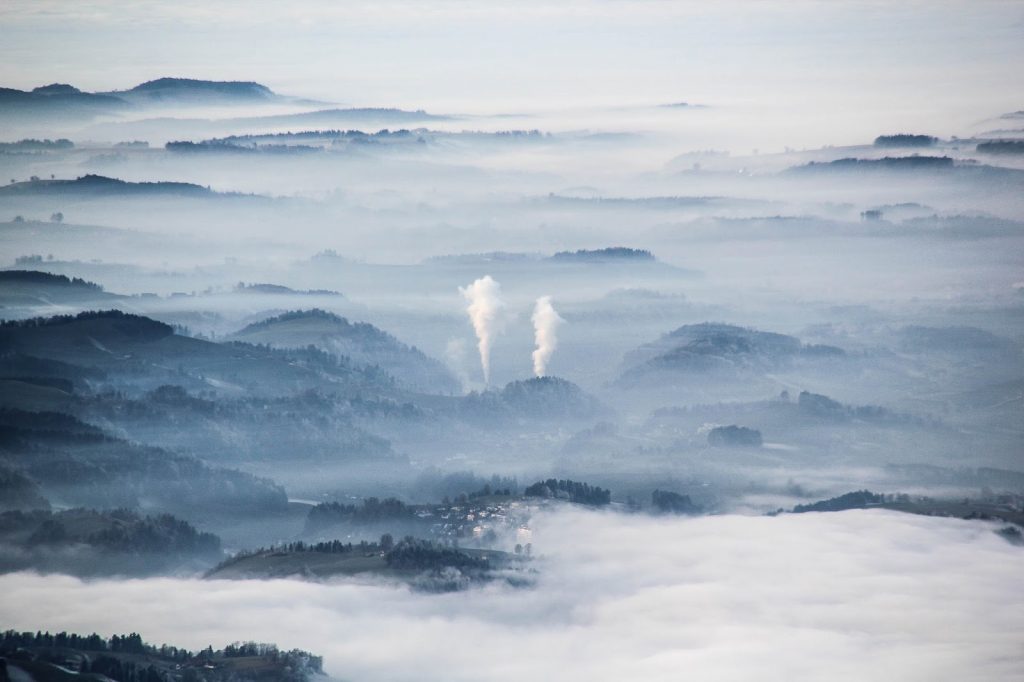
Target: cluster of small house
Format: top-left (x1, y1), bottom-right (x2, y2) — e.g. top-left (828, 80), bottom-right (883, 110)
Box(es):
top-left (418, 498), bottom-right (534, 551)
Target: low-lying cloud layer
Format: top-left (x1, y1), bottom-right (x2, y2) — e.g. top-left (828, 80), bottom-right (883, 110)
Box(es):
top-left (2, 509), bottom-right (1021, 682)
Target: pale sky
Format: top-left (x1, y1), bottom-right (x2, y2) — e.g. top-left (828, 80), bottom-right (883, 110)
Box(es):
top-left (1, 1), bottom-right (1022, 135)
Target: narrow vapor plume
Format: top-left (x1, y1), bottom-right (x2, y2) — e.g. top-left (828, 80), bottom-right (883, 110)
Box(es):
top-left (459, 276), bottom-right (505, 385)
top-left (531, 295), bottom-right (564, 377)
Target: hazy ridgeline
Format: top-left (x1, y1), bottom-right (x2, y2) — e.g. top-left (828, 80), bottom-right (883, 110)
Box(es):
top-left (1, 3), bottom-right (1024, 678)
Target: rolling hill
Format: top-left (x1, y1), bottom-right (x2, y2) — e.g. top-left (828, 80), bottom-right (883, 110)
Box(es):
top-left (228, 309), bottom-right (460, 394)
top-left (0, 408), bottom-right (288, 517)
top-left (0, 270), bottom-right (120, 308)
top-left (618, 322), bottom-right (845, 387)
top-left (106, 77), bottom-right (280, 104)
top-left (460, 376), bottom-right (606, 422)
top-left (0, 78), bottom-right (305, 120)
top-left (0, 174), bottom-right (216, 199)
top-left (0, 309), bottom-right (401, 398)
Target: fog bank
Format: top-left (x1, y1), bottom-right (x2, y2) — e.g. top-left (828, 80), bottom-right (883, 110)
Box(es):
top-left (2, 509), bottom-right (1021, 681)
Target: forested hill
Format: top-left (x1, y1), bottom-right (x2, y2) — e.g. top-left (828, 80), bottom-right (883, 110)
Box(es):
top-left (0, 629), bottom-right (324, 682)
top-left (0, 174), bottom-right (216, 198)
top-left (113, 77), bottom-right (277, 102)
top-left (229, 309), bottom-right (461, 394)
top-left (0, 309), bottom-right (402, 398)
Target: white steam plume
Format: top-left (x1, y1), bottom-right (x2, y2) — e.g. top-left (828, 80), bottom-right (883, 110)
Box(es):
top-left (531, 295), bottom-right (564, 377)
top-left (459, 276), bottom-right (505, 385)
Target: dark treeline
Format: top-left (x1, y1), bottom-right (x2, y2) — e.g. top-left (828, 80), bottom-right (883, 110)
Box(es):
top-left (976, 140), bottom-right (1024, 155)
top-left (0, 308), bottom-right (171, 334)
top-left (0, 508), bottom-right (224, 576)
top-left (238, 308), bottom-right (383, 337)
top-left (460, 377), bottom-right (604, 422)
top-left (0, 270), bottom-right (103, 290)
top-left (0, 629), bottom-right (323, 682)
top-left (462, 482), bottom-right (514, 499)
top-left (211, 537), bottom-right (388, 574)
top-left (1, 630), bottom-right (149, 654)
top-left (794, 156), bottom-right (955, 171)
top-left (167, 141), bottom-right (321, 155)
top-left (0, 406), bottom-right (109, 441)
top-left (88, 510), bottom-right (221, 555)
top-left (197, 128), bottom-right (544, 148)
top-left (0, 138), bottom-right (74, 152)
top-left (524, 478), bottom-right (611, 506)
top-left (384, 537), bottom-right (489, 572)
top-left (873, 134), bottom-right (938, 147)
top-left (218, 129), bottom-right (423, 143)
top-left (306, 497), bottom-right (415, 532)
top-left (550, 247), bottom-right (655, 261)
top-left (0, 174), bottom-right (217, 196)
top-left (651, 490), bottom-right (699, 514)
top-left (791, 490), bottom-right (885, 513)
top-left (7, 508), bottom-right (222, 555)
top-left (212, 535), bottom-right (492, 575)
top-left (707, 425), bottom-right (763, 447)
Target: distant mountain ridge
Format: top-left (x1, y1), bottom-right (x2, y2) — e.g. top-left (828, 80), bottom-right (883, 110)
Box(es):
top-left (0, 85), bottom-right (127, 118)
top-left (113, 77), bottom-right (275, 100)
top-left (0, 77), bottom-right (309, 120)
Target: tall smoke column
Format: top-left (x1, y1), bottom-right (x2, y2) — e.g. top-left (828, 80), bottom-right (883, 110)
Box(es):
top-left (532, 295), bottom-right (564, 377)
top-left (459, 275), bottom-right (505, 385)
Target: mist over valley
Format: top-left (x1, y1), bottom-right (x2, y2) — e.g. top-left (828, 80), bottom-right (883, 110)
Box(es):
top-left (1, 2), bottom-right (1023, 680)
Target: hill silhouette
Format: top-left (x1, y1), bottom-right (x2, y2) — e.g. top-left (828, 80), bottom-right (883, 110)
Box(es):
top-left (461, 376), bottom-right (606, 421)
top-left (0, 174), bottom-right (215, 198)
top-left (229, 309), bottom-right (460, 394)
top-left (0, 310), bottom-right (400, 398)
top-left (115, 77), bottom-right (276, 103)
top-left (618, 322), bottom-right (844, 386)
